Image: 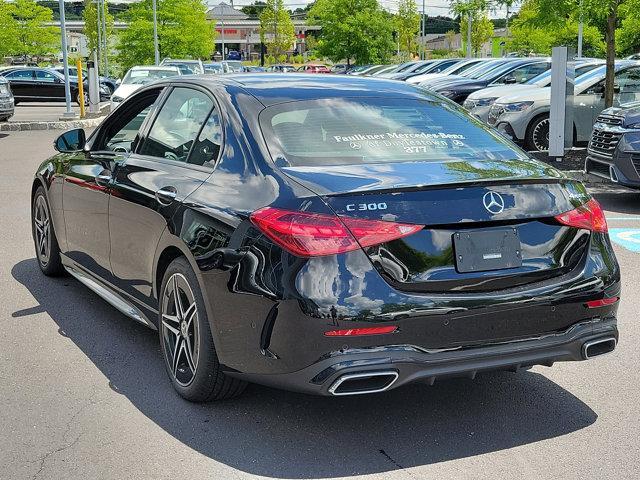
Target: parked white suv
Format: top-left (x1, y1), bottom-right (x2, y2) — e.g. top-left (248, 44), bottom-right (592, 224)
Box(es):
top-left (488, 62), bottom-right (640, 151)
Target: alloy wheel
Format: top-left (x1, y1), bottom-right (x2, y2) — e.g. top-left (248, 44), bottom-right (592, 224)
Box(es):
top-left (161, 273), bottom-right (200, 387)
top-left (532, 118), bottom-right (550, 151)
top-left (33, 195), bottom-right (51, 267)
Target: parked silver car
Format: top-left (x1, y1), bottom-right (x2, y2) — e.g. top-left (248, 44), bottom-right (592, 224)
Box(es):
top-left (488, 62), bottom-right (640, 151)
top-left (0, 76), bottom-right (14, 121)
top-left (463, 61), bottom-right (603, 122)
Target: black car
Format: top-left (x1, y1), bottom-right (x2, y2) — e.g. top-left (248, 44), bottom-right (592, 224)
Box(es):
top-left (0, 67), bottom-right (110, 105)
top-left (586, 105), bottom-right (640, 188)
top-left (430, 59), bottom-right (551, 104)
top-left (52, 66), bottom-right (118, 95)
top-left (0, 76), bottom-right (15, 121)
top-left (31, 74), bottom-right (620, 401)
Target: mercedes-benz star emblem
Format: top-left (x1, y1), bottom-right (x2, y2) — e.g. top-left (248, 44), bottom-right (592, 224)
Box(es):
top-left (483, 191), bottom-right (505, 214)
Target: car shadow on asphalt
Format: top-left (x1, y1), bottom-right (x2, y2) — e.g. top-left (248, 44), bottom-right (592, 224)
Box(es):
top-left (12, 258), bottom-right (598, 479)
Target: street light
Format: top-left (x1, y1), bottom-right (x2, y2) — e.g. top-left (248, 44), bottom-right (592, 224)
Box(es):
top-left (58, 0), bottom-right (75, 118)
top-left (153, 0), bottom-right (159, 64)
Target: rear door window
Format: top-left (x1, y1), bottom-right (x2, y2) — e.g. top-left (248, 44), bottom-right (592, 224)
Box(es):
top-left (260, 97), bottom-right (525, 167)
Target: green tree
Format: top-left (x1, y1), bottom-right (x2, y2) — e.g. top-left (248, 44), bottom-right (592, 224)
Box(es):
top-left (259, 0), bottom-right (295, 60)
top-left (395, 0), bottom-right (420, 59)
top-left (241, 1), bottom-right (266, 17)
top-left (8, 0), bottom-right (59, 57)
top-left (445, 29), bottom-right (457, 51)
top-left (0, 0), bottom-right (19, 58)
top-left (507, 1), bottom-right (604, 56)
top-left (83, 0), bottom-right (114, 54)
top-left (117, 0), bottom-right (215, 73)
top-left (459, 12), bottom-right (494, 55)
top-left (494, 0), bottom-right (519, 33)
top-left (616, 1), bottom-right (640, 55)
top-left (524, 0), bottom-right (628, 107)
top-left (308, 0), bottom-right (394, 65)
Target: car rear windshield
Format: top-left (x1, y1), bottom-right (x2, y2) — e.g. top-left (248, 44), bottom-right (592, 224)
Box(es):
top-left (259, 97), bottom-right (525, 167)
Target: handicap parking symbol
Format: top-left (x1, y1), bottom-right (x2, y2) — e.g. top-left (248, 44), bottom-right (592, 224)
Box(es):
top-left (609, 228), bottom-right (640, 252)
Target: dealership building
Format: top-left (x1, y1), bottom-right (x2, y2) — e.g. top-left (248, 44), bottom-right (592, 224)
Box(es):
top-left (207, 2), bottom-right (320, 60)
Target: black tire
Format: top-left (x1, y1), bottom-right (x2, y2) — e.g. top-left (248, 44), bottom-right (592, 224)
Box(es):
top-left (525, 114), bottom-right (550, 152)
top-left (0, 115), bottom-right (9, 122)
top-left (31, 186), bottom-right (64, 276)
top-left (159, 257), bottom-right (247, 402)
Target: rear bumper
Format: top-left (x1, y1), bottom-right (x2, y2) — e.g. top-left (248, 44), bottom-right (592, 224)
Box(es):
top-left (231, 317), bottom-right (618, 396)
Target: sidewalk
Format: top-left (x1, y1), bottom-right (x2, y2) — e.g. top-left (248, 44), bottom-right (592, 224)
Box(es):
top-left (0, 102), bottom-right (110, 131)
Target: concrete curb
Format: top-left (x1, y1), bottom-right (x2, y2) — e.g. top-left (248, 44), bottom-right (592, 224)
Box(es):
top-left (0, 116), bottom-right (106, 132)
top-left (0, 103), bottom-right (110, 132)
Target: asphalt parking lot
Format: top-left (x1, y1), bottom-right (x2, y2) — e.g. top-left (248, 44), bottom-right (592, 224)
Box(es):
top-left (1, 129), bottom-right (639, 480)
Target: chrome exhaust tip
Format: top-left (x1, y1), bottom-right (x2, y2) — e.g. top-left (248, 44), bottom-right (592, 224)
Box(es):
top-left (583, 337), bottom-right (617, 360)
top-left (328, 371), bottom-right (399, 396)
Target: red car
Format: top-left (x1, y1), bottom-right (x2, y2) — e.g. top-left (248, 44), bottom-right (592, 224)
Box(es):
top-left (297, 64), bottom-right (331, 73)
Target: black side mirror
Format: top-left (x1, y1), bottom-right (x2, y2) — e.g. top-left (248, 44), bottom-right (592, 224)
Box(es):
top-left (54, 128), bottom-right (86, 153)
top-left (503, 75), bottom-right (517, 84)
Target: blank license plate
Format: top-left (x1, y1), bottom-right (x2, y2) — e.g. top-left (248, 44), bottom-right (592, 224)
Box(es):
top-left (453, 228), bottom-right (522, 273)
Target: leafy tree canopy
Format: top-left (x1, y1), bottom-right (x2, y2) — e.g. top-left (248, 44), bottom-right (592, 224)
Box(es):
top-left (460, 12), bottom-right (494, 55)
top-left (395, 0), bottom-right (420, 59)
top-left (83, 0), bottom-right (114, 54)
top-left (259, 0), bottom-right (295, 59)
top-left (117, 0), bottom-right (215, 74)
top-left (3, 0), bottom-right (59, 57)
top-left (308, 0), bottom-right (395, 65)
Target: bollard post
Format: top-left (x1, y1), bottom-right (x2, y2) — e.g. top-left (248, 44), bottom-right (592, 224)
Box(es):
top-left (76, 59), bottom-right (85, 118)
top-left (87, 58), bottom-right (100, 115)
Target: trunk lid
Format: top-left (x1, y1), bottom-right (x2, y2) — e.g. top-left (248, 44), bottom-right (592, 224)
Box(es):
top-left (282, 161), bottom-right (590, 293)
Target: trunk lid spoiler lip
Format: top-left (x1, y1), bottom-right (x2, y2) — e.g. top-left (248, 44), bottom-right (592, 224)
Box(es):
top-left (279, 160), bottom-right (569, 197)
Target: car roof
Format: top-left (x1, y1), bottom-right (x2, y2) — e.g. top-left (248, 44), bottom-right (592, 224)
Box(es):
top-left (162, 73), bottom-right (437, 107)
top-left (131, 65), bottom-right (179, 70)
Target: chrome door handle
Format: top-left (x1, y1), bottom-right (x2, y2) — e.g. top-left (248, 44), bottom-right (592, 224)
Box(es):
top-left (155, 186), bottom-right (177, 205)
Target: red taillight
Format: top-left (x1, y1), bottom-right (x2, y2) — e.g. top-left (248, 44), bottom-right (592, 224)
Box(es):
top-left (249, 207), bottom-right (422, 257)
top-left (585, 297), bottom-right (619, 308)
top-left (324, 326), bottom-right (398, 336)
top-left (555, 198), bottom-right (608, 233)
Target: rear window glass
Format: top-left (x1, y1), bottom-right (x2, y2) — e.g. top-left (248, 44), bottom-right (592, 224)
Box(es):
top-left (259, 97), bottom-right (525, 167)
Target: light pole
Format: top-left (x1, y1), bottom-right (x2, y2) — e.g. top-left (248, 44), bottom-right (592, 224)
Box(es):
top-left (58, 0), bottom-right (75, 118)
top-left (577, 0), bottom-right (583, 58)
top-left (466, 12), bottom-right (472, 58)
top-left (96, 0), bottom-right (102, 75)
top-left (102, 0), bottom-right (108, 74)
top-left (221, 13), bottom-right (226, 60)
top-left (421, 0), bottom-right (425, 60)
top-left (153, 0), bottom-right (159, 64)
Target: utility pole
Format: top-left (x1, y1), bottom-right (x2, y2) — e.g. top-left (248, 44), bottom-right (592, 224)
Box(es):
top-left (102, 0), bottom-right (108, 75)
top-left (466, 12), bottom-right (472, 58)
top-left (58, 0), bottom-right (75, 118)
top-left (421, 0), bottom-right (425, 60)
top-left (577, 0), bottom-right (583, 58)
top-left (96, 0), bottom-right (102, 75)
top-left (153, 0), bottom-right (159, 64)
top-left (221, 11), bottom-right (225, 60)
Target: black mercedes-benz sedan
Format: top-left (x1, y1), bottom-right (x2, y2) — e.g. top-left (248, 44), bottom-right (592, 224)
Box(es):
top-left (31, 74), bottom-right (620, 401)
